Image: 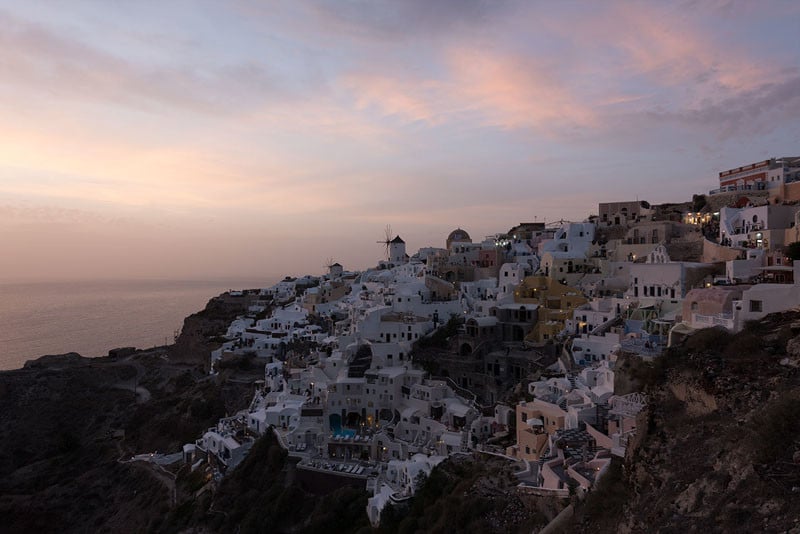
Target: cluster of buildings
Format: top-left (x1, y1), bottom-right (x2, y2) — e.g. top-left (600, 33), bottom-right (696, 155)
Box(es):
top-left (181, 155), bottom-right (800, 525)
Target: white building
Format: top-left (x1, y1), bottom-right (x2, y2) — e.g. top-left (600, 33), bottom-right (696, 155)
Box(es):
top-left (719, 205), bottom-right (798, 248)
top-left (733, 276), bottom-right (800, 331)
top-left (539, 222), bottom-right (596, 257)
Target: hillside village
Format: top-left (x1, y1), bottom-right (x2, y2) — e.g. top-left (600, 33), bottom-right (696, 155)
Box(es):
top-left (170, 157), bottom-right (800, 526)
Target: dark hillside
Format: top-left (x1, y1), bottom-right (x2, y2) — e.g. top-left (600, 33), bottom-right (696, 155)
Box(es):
top-left (0, 293), bottom-right (258, 533)
top-left (567, 312), bottom-right (800, 533)
top-left (162, 430), bottom-right (372, 534)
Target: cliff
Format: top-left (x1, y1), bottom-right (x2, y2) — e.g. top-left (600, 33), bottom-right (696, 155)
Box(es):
top-left (566, 313), bottom-right (800, 533)
top-left (170, 291), bottom-right (263, 368)
top-left (3, 293), bottom-right (799, 533)
top-left (0, 292), bottom-right (256, 533)
top-left (159, 429), bottom-right (371, 534)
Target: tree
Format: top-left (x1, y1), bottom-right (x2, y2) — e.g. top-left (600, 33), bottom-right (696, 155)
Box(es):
top-left (691, 194), bottom-right (707, 212)
top-left (785, 241), bottom-right (800, 261)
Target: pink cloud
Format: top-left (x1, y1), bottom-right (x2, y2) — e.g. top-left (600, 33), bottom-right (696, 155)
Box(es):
top-left (341, 74), bottom-right (444, 123)
top-left (339, 46), bottom-right (599, 135)
top-left (572, 4), bottom-right (783, 100)
top-left (445, 46), bottom-right (599, 132)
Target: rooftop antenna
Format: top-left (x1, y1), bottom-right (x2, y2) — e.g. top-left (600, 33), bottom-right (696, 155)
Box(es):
top-left (376, 224), bottom-right (392, 259)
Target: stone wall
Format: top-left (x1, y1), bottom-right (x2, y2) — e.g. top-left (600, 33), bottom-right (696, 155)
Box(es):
top-left (702, 237), bottom-right (742, 263)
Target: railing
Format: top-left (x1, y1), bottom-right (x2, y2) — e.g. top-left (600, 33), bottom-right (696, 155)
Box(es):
top-left (588, 313), bottom-right (623, 337)
top-left (432, 375), bottom-right (489, 416)
top-left (692, 313), bottom-right (734, 330)
top-left (709, 182), bottom-right (773, 195)
top-left (620, 337), bottom-right (664, 357)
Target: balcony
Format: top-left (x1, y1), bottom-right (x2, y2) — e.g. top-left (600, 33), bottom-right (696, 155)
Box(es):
top-left (692, 313), bottom-right (734, 330)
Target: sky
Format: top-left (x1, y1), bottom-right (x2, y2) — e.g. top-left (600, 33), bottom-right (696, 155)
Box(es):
top-left (1, 1), bottom-right (799, 282)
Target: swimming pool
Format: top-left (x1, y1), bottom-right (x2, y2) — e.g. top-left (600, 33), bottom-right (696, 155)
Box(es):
top-left (329, 414), bottom-right (357, 438)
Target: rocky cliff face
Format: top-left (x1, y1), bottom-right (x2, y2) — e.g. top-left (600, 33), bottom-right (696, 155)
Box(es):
top-left (170, 292), bottom-right (261, 368)
top-left (569, 313), bottom-right (800, 533)
top-left (0, 292), bottom-right (258, 533)
top-left (5, 294), bottom-right (799, 533)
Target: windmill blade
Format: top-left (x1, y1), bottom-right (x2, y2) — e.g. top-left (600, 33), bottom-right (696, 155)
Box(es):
top-left (376, 224), bottom-right (393, 259)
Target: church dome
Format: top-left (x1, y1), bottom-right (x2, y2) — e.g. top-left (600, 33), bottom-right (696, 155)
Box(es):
top-left (446, 228), bottom-right (472, 249)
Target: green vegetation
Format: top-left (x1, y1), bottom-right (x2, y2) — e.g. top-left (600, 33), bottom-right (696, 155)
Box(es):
top-left (414, 315), bottom-right (462, 350)
top-left (216, 352), bottom-right (256, 371)
top-left (691, 194), bottom-right (707, 212)
top-left (410, 315), bottom-right (463, 375)
top-left (784, 241), bottom-right (800, 261)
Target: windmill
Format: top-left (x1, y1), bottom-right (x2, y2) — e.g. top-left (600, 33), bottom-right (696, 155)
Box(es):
top-left (376, 224), bottom-right (393, 259)
top-left (323, 257), bottom-right (335, 276)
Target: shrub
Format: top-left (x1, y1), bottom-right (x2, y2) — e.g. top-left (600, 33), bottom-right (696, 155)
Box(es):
top-left (684, 327), bottom-right (731, 354)
top-left (784, 241), bottom-right (800, 261)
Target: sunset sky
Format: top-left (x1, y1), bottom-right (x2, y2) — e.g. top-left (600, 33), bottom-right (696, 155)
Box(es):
top-left (1, 1), bottom-right (799, 282)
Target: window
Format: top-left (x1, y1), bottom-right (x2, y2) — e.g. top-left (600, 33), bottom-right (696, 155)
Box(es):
top-left (691, 302), bottom-right (698, 311)
top-left (750, 300), bottom-right (763, 312)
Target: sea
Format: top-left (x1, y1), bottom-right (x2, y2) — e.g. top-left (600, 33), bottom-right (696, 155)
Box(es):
top-left (0, 278), bottom-right (275, 371)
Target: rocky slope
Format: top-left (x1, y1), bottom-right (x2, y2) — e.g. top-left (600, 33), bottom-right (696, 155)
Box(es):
top-left (159, 430), bottom-right (372, 534)
top-left (567, 312), bottom-right (800, 533)
top-left (0, 291), bottom-right (256, 533)
top-left (3, 293), bottom-right (799, 533)
top-left (378, 454), bottom-right (563, 534)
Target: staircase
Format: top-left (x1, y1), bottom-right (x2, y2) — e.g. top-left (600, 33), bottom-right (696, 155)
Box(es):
top-left (567, 373), bottom-right (577, 390)
top-left (347, 346), bottom-right (372, 378)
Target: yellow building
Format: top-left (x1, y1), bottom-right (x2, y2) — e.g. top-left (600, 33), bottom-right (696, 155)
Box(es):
top-left (302, 280), bottom-right (349, 313)
top-left (513, 276), bottom-right (587, 344)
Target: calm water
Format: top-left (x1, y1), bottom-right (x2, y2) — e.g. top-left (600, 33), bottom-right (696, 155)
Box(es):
top-left (0, 278), bottom-right (272, 370)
